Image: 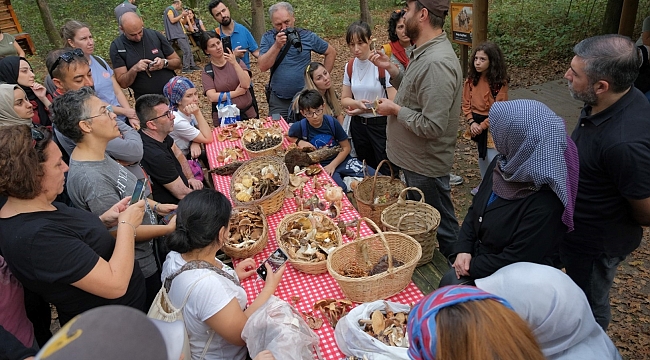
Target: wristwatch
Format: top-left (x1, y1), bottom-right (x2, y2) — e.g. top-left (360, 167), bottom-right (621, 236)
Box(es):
top-left (163, 59), bottom-right (169, 68)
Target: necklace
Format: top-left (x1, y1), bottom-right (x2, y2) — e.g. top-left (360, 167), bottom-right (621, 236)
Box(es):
top-left (356, 59), bottom-right (372, 82)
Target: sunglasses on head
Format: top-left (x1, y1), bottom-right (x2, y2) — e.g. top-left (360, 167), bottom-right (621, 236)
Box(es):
top-left (48, 48), bottom-right (85, 77)
top-left (31, 127), bottom-right (45, 148)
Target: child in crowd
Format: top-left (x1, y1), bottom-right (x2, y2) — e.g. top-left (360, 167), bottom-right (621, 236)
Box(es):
top-left (287, 89), bottom-right (374, 192)
top-left (462, 41), bottom-right (509, 195)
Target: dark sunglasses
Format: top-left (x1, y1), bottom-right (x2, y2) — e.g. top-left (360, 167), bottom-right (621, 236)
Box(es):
top-left (31, 127), bottom-right (45, 147)
top-left (48, 48), bottom-right (85, 77)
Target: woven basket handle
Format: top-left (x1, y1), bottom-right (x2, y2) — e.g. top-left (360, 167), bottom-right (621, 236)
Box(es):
top-left (397, 187), bottom-right (425, 205)
top-left (355, 217), bottom-right (395, 273)
top-left (370, 160), bottom-right (395, 200)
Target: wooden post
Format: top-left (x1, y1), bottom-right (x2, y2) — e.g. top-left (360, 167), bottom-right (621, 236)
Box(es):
top-left (460, 44), bottom-right (469, 78)
top-left (472, 0), bottom-right (487, 48)
top-left (618, 0), bottom-right (639, 37)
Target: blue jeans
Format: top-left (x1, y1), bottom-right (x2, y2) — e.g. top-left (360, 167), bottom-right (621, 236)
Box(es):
top-left (560, 249), bottom-right (626, 330)
top-left (328, 157), bottom-right (375, 192)
top-left (401, 169), bottom-right (459, 258)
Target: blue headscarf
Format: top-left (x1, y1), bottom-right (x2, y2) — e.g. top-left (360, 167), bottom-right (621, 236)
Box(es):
top-left (163, 76), bottom-right (195, 111)
top-left (407, 285), bottom-right (513, 360)
top-left (489, 99), bottom-right (579, 231)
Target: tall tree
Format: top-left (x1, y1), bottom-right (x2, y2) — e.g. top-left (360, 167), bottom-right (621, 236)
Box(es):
top-left (360, 0), bottom-right (371, 26)
top-left (251, 0), bottom-right (265, 43)
top-left (36, 0), bottom-right (61, 47)
top-left (601, 0), bottom-right (624, 34)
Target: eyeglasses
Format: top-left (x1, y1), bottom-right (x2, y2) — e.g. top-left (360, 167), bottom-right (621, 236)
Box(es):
top-left (302, 107), bottom-right (324, 118)
top-left (31, 127), bottom-right (45, 147)
top-left (82, 105), bottom-right (114, 122)
top-left (48, 48), bottom-right (85, 77)
top-left (147, 110), bottom-right (172, 122)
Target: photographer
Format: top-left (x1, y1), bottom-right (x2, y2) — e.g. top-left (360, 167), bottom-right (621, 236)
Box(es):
top-left (258, 2), bottom-right (336, 120)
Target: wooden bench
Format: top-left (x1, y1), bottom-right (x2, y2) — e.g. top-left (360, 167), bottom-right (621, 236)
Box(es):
top-left (0, 0), bottom-right (35, 55)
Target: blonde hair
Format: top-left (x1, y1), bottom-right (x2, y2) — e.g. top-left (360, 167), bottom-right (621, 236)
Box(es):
top-left (436, 299), bottom-right (546, 360)
top-left (292, 62), bottom-right (342, 118)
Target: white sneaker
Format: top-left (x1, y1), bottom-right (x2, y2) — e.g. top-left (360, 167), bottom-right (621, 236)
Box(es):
top-left (449, 173), bottom-right (463, 186)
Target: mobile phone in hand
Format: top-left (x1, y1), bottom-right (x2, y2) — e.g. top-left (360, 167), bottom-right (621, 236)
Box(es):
top-left (364, 103), bottom-right (375, 109)
top-left (256, 248), bottom-right (288, 281)
top-left (130, 178), bottom-right (147, 205)
top-left (222, 36), bottom-right (232, 52)
top-left (161, 210), bottom-right (176, 225)
top-left (271, 113), bottom-right (281, 121)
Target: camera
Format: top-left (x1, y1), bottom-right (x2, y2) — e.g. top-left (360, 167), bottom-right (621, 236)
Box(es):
top-left (282, 27), bottom-right (302, 52)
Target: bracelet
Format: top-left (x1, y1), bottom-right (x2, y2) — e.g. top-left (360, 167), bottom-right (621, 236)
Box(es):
top-left (153, 203), bottom-right (159, 214)
top-left (119, 220), bottom-right (137, 238)
top-left (296, 139), bottom-right (301, 145)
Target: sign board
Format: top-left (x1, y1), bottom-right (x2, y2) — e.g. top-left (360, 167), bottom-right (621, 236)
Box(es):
top-left (451, 3), bottom-right (473, 46)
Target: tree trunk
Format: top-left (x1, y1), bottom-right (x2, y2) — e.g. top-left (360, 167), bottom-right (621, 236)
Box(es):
top-left (251, 0), bottom-right (265, 43)
top-left (601, 0), bottom-right (624, 34)
top-left (36, 0), bottom-right (61, 47)
top-left (360, 0), bottom-right (371, 26)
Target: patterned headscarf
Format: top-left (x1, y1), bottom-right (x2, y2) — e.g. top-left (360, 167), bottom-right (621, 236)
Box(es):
top-left (163, 76), bottom-right (195, 111)
top-left (489, 99), bottom-right (579, 232)
top-left (407, 285), bottom-right (513, 360)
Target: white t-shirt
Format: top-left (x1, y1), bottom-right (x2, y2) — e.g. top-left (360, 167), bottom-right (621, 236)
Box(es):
top-left (342, 58), bottom-right (393, 118)
top-left (170, 110), bottom-right (200, 156)
top-left (161, 251), bottom-right (248, 360)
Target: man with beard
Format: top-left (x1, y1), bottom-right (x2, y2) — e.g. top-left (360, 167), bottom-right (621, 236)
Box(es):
top-left (562, 34), bottom-right (650, 330)
top-left (370, 0), bottom-right (462, 259)
top-left (208, 0), bottom-right (259, 68)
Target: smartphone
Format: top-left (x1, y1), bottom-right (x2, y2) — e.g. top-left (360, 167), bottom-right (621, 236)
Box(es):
top-left (271, 113), bottom-right (281, 121)
top-left (256, 248), bottom-right (288, 281)
top-left (130, 178), bottom-right (147, 205)
top-left (222, 36), bottom-right (232, 53)
top-left (364, 103), bottom-right (375, 109)
top-left (161, 210), bottom-right (176, 225)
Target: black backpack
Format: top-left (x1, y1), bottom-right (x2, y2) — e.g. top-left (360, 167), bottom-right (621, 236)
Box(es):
top-left (635, 45), bottom-right (650, 93)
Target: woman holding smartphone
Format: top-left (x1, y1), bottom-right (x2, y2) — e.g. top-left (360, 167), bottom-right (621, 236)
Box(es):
top-left (162, 189), bottom-right (285, 360)
top-left (52, 88), bottom-right (178, 309)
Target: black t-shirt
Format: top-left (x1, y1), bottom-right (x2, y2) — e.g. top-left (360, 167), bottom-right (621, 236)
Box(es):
top-left (109, 28), bottom-right (176, 99)
top-left (0, 202), bottom-right (146, 325)
top-left (140, 132), bottom-right (188, 204)
top-left (565, 88), bottom-right (650, 256)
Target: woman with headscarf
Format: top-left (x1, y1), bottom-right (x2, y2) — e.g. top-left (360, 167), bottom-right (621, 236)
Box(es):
top-left (441, 99), bottom-right (579, 286)
top-left (0, 83), bottom-right (34, 126)
top-left (407, 285), bottom-right (546, 360)
top-left (475, 262), bottom-right (622, 359)
top-left (0, 56), bottom-right (52, 126)
top-left (163, 76), bottom-right (213, 160)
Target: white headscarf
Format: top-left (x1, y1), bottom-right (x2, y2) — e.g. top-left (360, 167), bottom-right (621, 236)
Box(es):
top-left (0, 83), bottom-right (31, 127)
top-left (475, 263), bottom-right (622, 360)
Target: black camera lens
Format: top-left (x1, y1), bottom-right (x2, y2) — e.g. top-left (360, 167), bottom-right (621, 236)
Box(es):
top-left (283, 27), bottom-right (302, 51)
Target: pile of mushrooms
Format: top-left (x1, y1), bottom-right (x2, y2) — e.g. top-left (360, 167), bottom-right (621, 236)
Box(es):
top-left (313, 298), bottom-right (353, 328)
top-left (226, 208), bottom-right (264, 249)
top-left (233, 164), bottom-right (281, 202)
top-left (358, 302), bottom-right (409, 348)
top-left (279, 212), bottom-right (338, 262)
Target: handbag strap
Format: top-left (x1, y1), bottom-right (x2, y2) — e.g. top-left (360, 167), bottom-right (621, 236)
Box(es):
top-left (269, 41), bottom-right (291, 83)
top-left (165, 260), bottom-right (242, 292)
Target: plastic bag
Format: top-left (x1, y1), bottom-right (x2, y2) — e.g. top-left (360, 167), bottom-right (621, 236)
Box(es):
top-left (334, 300), bottom-right (410, 360)
top-left (216, 92), bottom-right (240, 126)
top-left (242, 296), bottom-right (323, 360)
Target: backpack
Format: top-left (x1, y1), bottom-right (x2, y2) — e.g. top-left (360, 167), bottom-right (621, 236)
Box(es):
top-left (92, 55), bottom-right (109, 71)
top-left (299, 115), bottom-right (336, 142)
top-left (635, 45), bottom-right (650, 93)
top-left (346, 57), bottom-right (387, 95)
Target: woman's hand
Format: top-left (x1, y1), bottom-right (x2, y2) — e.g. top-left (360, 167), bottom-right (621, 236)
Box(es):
top-left (164, 214), bottom-right (177, 232)
top-left (323, 163), bottom-right (336, 176)
top-left (99, 197), bottom-right (132, 228)
top-left (154, 202), bottom-right (177, 216)
top-left (230, 86), bottom-right (247, 98)
top-left (234, 258), bottom-right (257, 280)
top-left (224, 48), bottom-right (238, 66)
top-left (296, 139), bottom-right (315, 150)
top-left (118, 199), bottom-right (146, 229)
top-left (190, 142), bottom-right (202, 159)
top-left (183, 103), bottom-right (201, 116)
top-left (470, 122), bottom-right (483, 137)
top-left (452, 253), bottom-right (472, 279)
top-left (262, 262), bottom-right (286, 290)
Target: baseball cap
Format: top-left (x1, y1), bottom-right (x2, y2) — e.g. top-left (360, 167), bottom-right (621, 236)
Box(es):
top-left (35, 305), bottom-right (184, 360)
top-left (416, 0), bottom-right (450, 18)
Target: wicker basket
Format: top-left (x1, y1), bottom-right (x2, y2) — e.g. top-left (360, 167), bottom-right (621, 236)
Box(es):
top-left (381, 187), bottom-right (440, 266)
top-left (230, 156), bottom-right (289, 215)
top-left (242, 128), bottom-right (284, 158)
top-left (276, 211), bottom-right (343, 275)
top-left (326, 218), bottom-right (421, 302)
top-left (222, 205), bottom-right (269, 259)
top-left (353, 160), bottom-right (406, 226)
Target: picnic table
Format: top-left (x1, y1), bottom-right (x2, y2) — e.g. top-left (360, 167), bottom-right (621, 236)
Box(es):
top-left (206, 118), bottom-right (423, 359)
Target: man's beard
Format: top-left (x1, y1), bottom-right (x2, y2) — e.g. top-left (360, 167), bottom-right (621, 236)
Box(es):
top-left (568, 81), bottom-right (598, 106)
top-left (404, 15), bottom-right (420, 42)
top-left (220, 16), bottom-right (232, 26)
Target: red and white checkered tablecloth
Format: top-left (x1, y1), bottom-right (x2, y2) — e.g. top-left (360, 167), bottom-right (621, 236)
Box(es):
top-left (206, 119), bottom-right (423, 360)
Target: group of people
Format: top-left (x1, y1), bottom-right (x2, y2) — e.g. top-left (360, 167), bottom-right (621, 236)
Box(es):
top-left (0, 0), bottom-right (650, 359)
